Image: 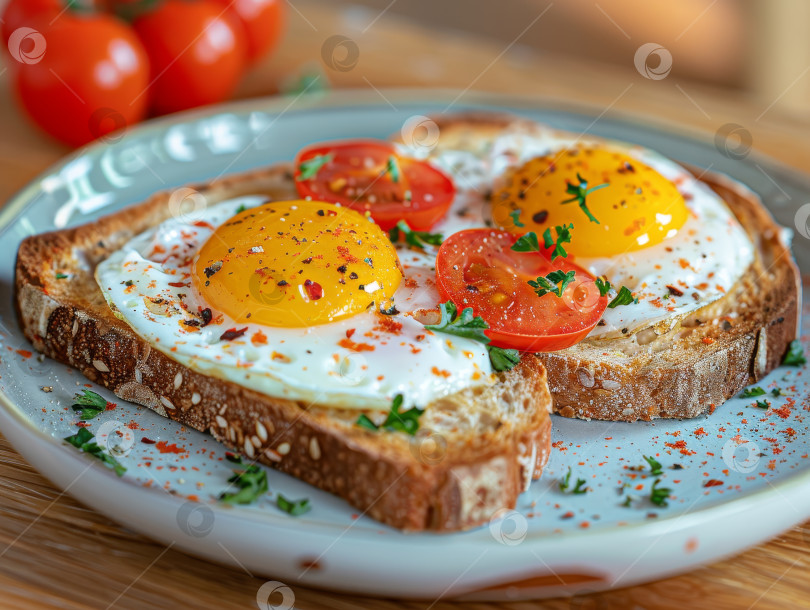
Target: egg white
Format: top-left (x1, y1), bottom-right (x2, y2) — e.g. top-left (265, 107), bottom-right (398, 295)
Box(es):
top-left (96, 196), bottom-right (492, 412)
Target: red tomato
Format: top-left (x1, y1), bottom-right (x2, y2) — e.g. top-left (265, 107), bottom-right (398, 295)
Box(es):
top-left (435, 229), bottom-right (607, 352)
top-left (214, 0), bottom-right (285, 63)
top-left (294, 140), bottom-right (455, 231)
top-left (1, 0), bottom-right (63, 48)
top-left (13, 13), bottom-right (149, 147)
top-left (132, 0), bottom-right (247, 115)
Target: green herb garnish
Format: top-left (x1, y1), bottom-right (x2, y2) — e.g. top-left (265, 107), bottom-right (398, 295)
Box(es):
top-left (296, 153), bottom-right (333, 181)
top-left (559, 467), bottom-right (588, 494)
top-left (55, 272), bottom-right (69, 280)
top-left (63, 428), bottom-right (126, 477)
top-left (650, 478), bottom-right (672, 507)
top-left (771, 388), bottom-right (790, 397)
top-left (355, 394), bottom-right (424, 436)
top-left (509, 209), bottom-right (525, 227)
top-left (643, 455), bottom-right (663, 476)
top-left (562, 173), bottom-right (608, 224)
top-left (529, 270), bottom-right (576, 298)
top-left (783, 340), bottom-right (806, 366)
top-left (739, 387), bottom-right (766, 398)
top-left (488, 346), bottom-right (522, 372)
top-left (425, 302), bottom-right (521, 371)
top-left (754, 399), bottom-right (771, 410)
top-left (235, 204), bottom-right (247, 214)
top-left (388, 220), bottom-right (443, 250)
top-left (220, 457), bottom-right (269, 504)
top-left (71, 389), bottom-right (108, 420)
top-left (277, 494), bottom-right (311, 516)
top-left (542, 223), bottom-right (573, 261)
top-left (608, 286), bottom-right (637, 308)
top-left (386, 155), bottom-right (401, 183)
top-left (595, 277), bottom-right (612, 297)
top-left (510, 231), bottom-right (540, 253)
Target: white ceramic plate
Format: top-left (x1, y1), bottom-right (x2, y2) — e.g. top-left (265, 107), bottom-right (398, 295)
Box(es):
top-left (2, 90), bottom-right (810, 602)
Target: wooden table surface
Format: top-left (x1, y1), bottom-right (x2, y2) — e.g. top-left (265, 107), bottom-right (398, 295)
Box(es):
top-left (1, 2), bottom-right (810, 608)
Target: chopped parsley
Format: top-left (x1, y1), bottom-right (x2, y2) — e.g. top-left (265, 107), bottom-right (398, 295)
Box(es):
top-left (739, 386), bottom-right (766, 398)
top-left (643, 455), bottom-right (663, 476)
top-left (783, 340), bottom-right (806, 366)
top-left (235, 204), bottom-right (247, 214)
top-left (562, 173), bottom-right (608, 224)
top-left (608, 286), bottom-right (638, 308)
top-left (276, 494), bottom-right (311, 516)
top-left (650, 478), bottom-right (672, 507)
top-left (488, 346), bottom-right (522, 372)
top-left (754, 399), bottom-right (771, 410)
top-left (63, 428), bottom-right (126, 477)
top-left (542, 223), bottom-right (573, 261)
top-left (559, 467), bottom-right (588, 494)
top-left (424, 301), bottom-right (520, 371)
top-left (55, 272), bottom-right (69, 280)
top-left (595, 277), bottom-right (612, 297)
top-left (356, 394), bottom-right (424, 436)
top-left (388, 220), bottom-right (443, 250)
top-left (220, 456), bottom-right (269, 505)
top-left (510, 231), bottom-right (540, 253)
top-left (509, 209), bottom-right (525, 227)
top-left (529, 270), bottom-right (576, 298)
top-left (385, 155), bottom-right (401, 183)
top-left (296, 153), bottom-right (333, 181)
top-left (771, 387), bottom-right (790, 397)
top-left (71, 389), bottom-right (108, 420)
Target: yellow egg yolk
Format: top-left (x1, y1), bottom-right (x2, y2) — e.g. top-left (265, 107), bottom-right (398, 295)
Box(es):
top-left (193, 200), bottom-right (402, 327)
top-left (492, 147), bottom-right (688, 257)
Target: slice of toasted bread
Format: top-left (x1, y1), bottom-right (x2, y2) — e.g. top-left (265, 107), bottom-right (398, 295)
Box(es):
top-left (392, 113), bottom-right (800, 422)
top-left (14, 164), bottom-right (552, 532)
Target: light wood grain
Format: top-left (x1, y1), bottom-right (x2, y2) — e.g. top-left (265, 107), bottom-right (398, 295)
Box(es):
top-left (1, 1), bottom-right (809, 608)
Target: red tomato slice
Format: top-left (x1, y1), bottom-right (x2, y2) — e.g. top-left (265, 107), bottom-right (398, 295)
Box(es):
top-left (435, 229), bottom-right (607, 352)
top-left (293, 139), bottom-right (455, 231)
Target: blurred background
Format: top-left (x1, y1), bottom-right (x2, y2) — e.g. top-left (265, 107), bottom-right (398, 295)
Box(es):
top-left (0, 0), bottom-right (809, 203)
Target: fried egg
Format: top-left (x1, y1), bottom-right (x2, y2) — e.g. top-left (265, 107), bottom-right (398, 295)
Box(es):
top-left (398, 123), bottom-right (754, 339)
top-left (96, 197), bottom-right (492, 411)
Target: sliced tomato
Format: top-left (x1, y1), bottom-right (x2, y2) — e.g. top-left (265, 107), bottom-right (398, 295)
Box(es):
top-left (293, 139), bottom-right (454, 231)
top-left (435, 229), bottom-right (607, 352)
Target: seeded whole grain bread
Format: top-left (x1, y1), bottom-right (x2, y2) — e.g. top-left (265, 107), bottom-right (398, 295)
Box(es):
top-left (393, 113), bottom-right (800, 422)
top-left (14, 164), bottom-right (552, 532)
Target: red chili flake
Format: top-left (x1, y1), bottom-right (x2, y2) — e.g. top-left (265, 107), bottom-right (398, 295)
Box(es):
top-left (665, 440), bottom-right (697, 456)
top-left (192, 220), bottom-right (215, 230)
top-left (168, 281), bottom-right (188, 288)
top-left (374, 315), bottom-right (403, 335)
top-left (105, 401), bottom-right (116, 411)
top-left (703, 479), bottom-right (724, 488)
top-left (338, 338), bottom-right (375, 352)
top-left (220, 327), bottom-right (248, 341)
top-left (346, 328), bottom-right (356, 339)
top-left (666, 284), bottom-right (684, 297)
top-left (336, 245), bottom-right (358, 263)
top-left (304, 279), bottom-right (323, 300)
top-left (560, 511), bottom-right (575, 520)
top-left (141, 437), bottom-right (156, 444)
top-left (155, 441), bottom-right (186, 454)
top-left (15, 349), bottom-right (32, 359)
